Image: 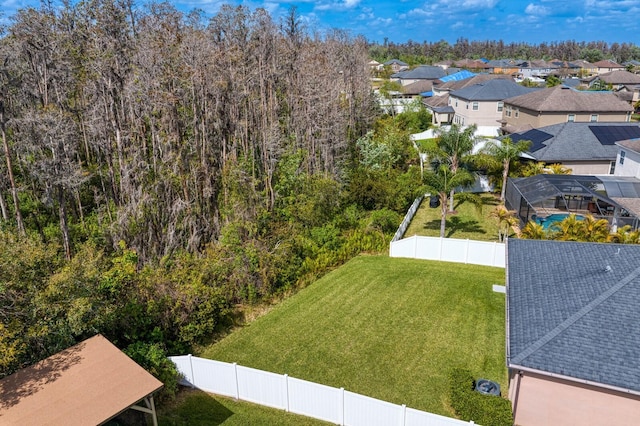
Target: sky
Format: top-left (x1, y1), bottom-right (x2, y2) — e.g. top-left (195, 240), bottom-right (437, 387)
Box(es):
top-left (2, 0), bottom-right (640, 45)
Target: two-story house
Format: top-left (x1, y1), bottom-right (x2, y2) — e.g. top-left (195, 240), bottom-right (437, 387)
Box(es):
top-left (424, 74), bottom-right (514, 126)
top-left (501, 85), bottom-right (633, 133)
top-left (593, 59), bottom-right (625, 75)
top-left (448, 79), bottom-right (538, 128)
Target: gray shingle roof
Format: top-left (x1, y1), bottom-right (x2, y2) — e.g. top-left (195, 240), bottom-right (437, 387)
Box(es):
top-left (393, 65), bottom-right (447, 80)
top-left (504, 85), bottom-right (633, 112)
top-left (450, 79), bottom-right (538, 101)
top-left (512, 122), bottom-right (640, 162)
top-left (507, 239), bottom-right (640, 393)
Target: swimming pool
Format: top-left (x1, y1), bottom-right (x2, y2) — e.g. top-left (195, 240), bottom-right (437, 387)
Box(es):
top-left (535, 213), bottom-right (584, 230)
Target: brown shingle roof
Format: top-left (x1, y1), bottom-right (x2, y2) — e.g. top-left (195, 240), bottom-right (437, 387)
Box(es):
top-left (597, 70), bottom-right (640, 85)
top-left (503, 85), bottom-right (633, 112)
top-left (593, 59), bottom-right (624, 69)
top-left (434, 74), bottom-right (511, 92)
top-left (0, 335), bottom-right (163, 425)
top-left (401, 80), bottom-right (433, 95)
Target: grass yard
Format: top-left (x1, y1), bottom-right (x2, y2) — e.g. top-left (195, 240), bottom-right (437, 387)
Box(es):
top-left (403, 193), bottom-right (502, 241)
top-left (158, 389), bottom-right (329, 425)
top-left (200, 255), bottom-right (506, 417)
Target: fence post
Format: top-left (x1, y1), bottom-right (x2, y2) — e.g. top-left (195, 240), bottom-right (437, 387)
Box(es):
top-left (188, 354), bottom-right (195, 389)
top-left (340, 387), bottom-right (345, 426)
top-left (400, 404), bottom-right (406, 426)
top-left (284, 374), bottom-right (289, 412)
top-left (465, 239), bottom-right (470, 264)
top-left (233, 362), bottom-right (240, 400)
top-left (414, 235), bottom-right (418, 258)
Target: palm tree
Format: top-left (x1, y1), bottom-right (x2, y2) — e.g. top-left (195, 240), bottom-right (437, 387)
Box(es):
top-left (423, 165), bottom-right (475, 238)
top-left (520, 221), bottom-right (547, 240)
top-left (491, 205), bottom-right (518, 242)
top-left (426, 124), bottom-right (477, 212)
top-left (609, 225), bottom-right (640, 244)
top-left (551, 214), bottom-right (583, 241)
top-left (579, 215), bottom-right (610, 242)
top-left (479, 136), bottom-right (531, 202)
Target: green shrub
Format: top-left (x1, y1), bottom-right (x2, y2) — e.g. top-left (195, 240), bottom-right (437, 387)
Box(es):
top-left (125, 342), bottom-right (181, 401)
top-left (449, 368), bottom-right (512, 426)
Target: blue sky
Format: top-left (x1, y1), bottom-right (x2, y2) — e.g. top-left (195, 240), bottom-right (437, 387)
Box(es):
top-left (3, 0), bottom-right (640, 44)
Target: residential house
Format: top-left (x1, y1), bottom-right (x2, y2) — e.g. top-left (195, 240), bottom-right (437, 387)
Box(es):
top-left (593, 59), bottom-right (625, 74)
top-left (424, 74), bottom-right (513, 125)
top-left (399, 80), bottom-right (434, 99)
top-left (368, 59), bottom-right (382, 70)
top-left (614, 138), bottom-right (640, 178)
top-left (507, 238), bottom-right (640, 426)
top-left (453, 58), bottom-right (490, 72)
top-left (383, 59), bottom-right (409, 73)
top-left (587, 70), bottom-right (640, 90)
top-left (486, 59), bottom-right (522, 75)
top-left (517, 60), bottom-right (556, 80)
top-left (509, 122), bottom-right (640, 175)
top-left (501, 85), bottom-right (633, 133)
top-left (391, 65), bottom-right (448, 86)
top-left (570, 59), bottom-right (597, 78)
top-left (448, 79), bottom-right (538, 129)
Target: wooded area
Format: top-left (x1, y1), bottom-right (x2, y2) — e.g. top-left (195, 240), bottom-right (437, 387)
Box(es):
top-left (370, 38), bottom-right (640, 65)
top-left (0, 1), bottom-right (429, 389)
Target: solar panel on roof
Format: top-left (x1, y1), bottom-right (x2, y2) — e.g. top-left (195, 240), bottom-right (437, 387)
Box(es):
top-left (511, 129), bottom-right (553, 152)
top-left (589, 125), bottom-right (640, 145)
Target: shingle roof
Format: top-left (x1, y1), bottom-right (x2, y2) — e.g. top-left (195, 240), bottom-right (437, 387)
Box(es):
top-left (507, 239), bottom-right (640, 393)
top-left (616, 138), bottom-right (640, 154)
top-left (593, 59), bottom-right (624, 69)
top-left (596, 70), bottom-right (640, 85)
top-left (401, 80), bottom-right (433, 95)
top-left (511, 122), bottom-right (640, 161)
top-left (450, 79), bottom-right (538, 101)
top-left (423, 93), bottom-right (450, 108)
top-left (384, 59), bottom-right (408, 66)
top-left (435, 74), bottom-right (512, 92)
top-left (504, 85), bottom-right (633, 112)
top-left (393, 65), bottom-right (447, 80)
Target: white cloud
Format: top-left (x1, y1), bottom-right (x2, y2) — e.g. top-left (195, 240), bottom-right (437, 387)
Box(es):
top-left (315, 0), bottom-right (361, 11)
top-left (525, 3), bottom-right (550, 16)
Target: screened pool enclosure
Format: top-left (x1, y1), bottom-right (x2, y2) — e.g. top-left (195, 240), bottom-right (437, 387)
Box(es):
top-left (505, 174), bottom-right (640, 231)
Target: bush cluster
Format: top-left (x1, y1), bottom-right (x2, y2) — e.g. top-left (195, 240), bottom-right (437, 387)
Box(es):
top-left (449, 368), bottom-right (513, 426)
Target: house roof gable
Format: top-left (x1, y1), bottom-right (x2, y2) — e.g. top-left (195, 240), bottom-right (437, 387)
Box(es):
top-left (450, 79), bottom-right (538, 101)
top-left (507, 239), bottom-right (640, 393)
top-left (504, 85), bottom-right (633, 112)
top-left (511, 122), bottom-right (640, 161)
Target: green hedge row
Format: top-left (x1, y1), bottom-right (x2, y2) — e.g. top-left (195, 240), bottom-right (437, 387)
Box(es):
top-left (449, 368), bottom-right (513, 426)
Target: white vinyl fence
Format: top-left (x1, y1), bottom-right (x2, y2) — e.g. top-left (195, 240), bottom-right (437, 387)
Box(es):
top-left (169, 355), bottom-right (475, 426)
top-left (392, 195), bottom-right (425, 242)
top-left (390, 236), bottom-right (505, 268)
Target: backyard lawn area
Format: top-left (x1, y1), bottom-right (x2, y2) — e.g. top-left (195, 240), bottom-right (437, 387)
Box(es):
top-left (404, 193), bottom-right (502, 241)
top-left (158, 389), bottom-right (329, 425)
top-left (199, 255), bottom-right (506, 418)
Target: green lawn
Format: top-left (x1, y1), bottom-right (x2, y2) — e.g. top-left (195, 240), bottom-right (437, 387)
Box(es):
top-left (404, 193), bottom-right (502, 241)
top-left (200, 255), bottom-right (506, 417)
top-left (158, 390), bottom-right (329, 425)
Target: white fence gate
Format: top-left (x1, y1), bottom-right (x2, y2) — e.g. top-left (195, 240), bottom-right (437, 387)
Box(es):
top-left (169, 355), bottom-right (476, 426)
top-left (389, 235), bottom-right (505, 268)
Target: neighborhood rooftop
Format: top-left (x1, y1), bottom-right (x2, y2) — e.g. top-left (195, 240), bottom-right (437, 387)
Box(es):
top-left (504, 85), bottom-right (633, 112)
top-left (507, 238), bottom-right (640, 394)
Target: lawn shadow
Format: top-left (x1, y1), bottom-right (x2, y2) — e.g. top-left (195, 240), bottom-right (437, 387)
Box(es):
top-left (446, 216), bottom-right (486, 238)
top-left (158, 389), bottom-right (234, 426)
top-left (420, 217), bottom-right (486, 238)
